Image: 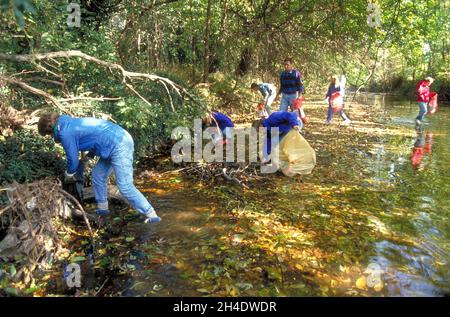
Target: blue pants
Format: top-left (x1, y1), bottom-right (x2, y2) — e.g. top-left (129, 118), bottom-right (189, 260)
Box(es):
top-left (326, 105), bottom-right (349, 122)
top-left (280, 93), bottom-right (298, 112)
top-left (263, 130), bottom-right (287, 159)
top-left (416, 102), bottom-right (428, 121)
top-left (92, 131), bottom-right (153, 215)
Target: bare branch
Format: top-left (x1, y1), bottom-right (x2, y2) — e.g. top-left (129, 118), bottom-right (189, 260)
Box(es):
top-left (59, 96), bottom-right (122, 102)
top-left (21, 77), bottom-right (65, 87)
top-left (0, 50), bottom-right (190, 102)
top-left (160, 80), bottom-right (176, 112)
top-left (0, 74), bottom-right (70, 114)
top-left (125, 83), bottom-right (154, 108)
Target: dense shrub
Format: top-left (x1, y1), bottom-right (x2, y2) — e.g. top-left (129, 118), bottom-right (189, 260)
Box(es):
top-left (0, 130), bottom-right (66, 205)
top-left (0, 130), bottom-right (65, 184)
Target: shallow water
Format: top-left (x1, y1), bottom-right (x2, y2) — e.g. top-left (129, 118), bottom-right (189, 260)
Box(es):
top-left (352, 94), bottom-right (450, 296)
top-left (84, 95), bottom-right (449, 297)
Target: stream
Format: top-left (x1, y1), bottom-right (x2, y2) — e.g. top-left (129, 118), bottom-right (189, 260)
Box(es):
top-left (75, 94), bottom-right (448, 297)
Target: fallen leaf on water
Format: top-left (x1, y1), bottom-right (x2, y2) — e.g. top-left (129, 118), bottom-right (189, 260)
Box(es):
top-left (356, 276), bottom-right (367, 290)
top-left (373, 281), bottom-right (384, 292)
top-left (266, 267), bottom-right (282, 281)
top-left (72, 256), bottom-right (86, 262)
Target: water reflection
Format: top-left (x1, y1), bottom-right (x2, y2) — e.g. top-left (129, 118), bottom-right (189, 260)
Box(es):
top-left (353, 93), bottom-right (449, 296)
top-left (411, 130), bottom-right (433, 170)
top-left (372, 241), bottom-right (445, 297)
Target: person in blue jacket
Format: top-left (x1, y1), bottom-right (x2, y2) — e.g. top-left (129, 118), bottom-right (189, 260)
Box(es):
top-left (37, 112), bottom-right (161, 223)
top-left (253, 111), bottom-right (301, 160)
top-left (203, 111), bottom-right (234, 144)
top-left (251, 82), bottom-right (277, 116)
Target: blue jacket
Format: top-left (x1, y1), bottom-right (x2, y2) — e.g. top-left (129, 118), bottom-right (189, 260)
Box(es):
top-left (258, 83), bottom-right (276, 101)
top-left (262, 111), bottom-right (299, 134)
top-left (326, 84), bottom-right (342, 107)
top-left (326, 84), bottom-right (341, 98)
top-left (54, 115), bottom-right (127, 174)
top-left (262, 112), bottom-right (299, 155)
top-left (212, 112), bottom-right (234, 131)
top-left (279, 69), bottom-right (303, 95)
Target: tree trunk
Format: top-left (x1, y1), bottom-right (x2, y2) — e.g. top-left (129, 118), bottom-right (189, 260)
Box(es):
top-left (202, 0), bottom-right (213, 82)
top-left (235, 47), bottom-right (252, 76)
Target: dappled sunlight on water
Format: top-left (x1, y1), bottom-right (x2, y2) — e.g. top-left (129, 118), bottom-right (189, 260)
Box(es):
top-left (56, 95), bottom-right (448, 297)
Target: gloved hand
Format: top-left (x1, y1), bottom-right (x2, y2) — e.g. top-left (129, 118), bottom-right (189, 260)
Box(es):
top-left (64, 171), bottom-right (77, 183)
top-left (144, 208), bottom-right (161, 224)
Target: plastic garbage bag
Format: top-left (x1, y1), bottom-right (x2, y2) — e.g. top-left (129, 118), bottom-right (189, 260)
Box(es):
top-left (292, 96), bottom-right (304, 110)
top-left (273, 130), bottom-right (316, 177)
top-left (428, 92), bottom-right (438, 114)
top-left (256, 103), bottom-right (269, 118)
top-left (330, 92), bottom-right (344, 113)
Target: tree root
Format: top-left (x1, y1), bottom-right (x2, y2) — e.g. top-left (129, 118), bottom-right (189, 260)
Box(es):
top-left (0, 179), bottom-right (94, 285)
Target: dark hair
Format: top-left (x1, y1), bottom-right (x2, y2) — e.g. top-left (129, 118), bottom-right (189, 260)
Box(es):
top-left (202, 114), bottom-right (212, 128)
top-left (284, 57), bottom-right (293, 64)
top-left (251, 83), bottom-right (259, 89)
top-left (38, 112), bottom-right (60, 136)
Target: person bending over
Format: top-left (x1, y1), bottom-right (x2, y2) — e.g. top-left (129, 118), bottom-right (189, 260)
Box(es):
top-left (38, 112), bottom-right (161, 223)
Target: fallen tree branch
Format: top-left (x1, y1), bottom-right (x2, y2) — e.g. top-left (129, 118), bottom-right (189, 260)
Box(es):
top-left (160, 80), bottom-right (176, 112)
top-left (0, 74), bottom-right (69, 114)
top-left (183, 161), bottom-right (262, 188)
top-left (59, 96), bottom-right (122, 102)
top-left (0, 180), bottom-right (94, 285)
top-left (21, 77), bottom-right (65, 87)
top-left (222, 167), bottom-right (249, 189)
top-left (125, 83), bottom-right (154, 108)
top-left (0, 50), bottom-right (198, 104)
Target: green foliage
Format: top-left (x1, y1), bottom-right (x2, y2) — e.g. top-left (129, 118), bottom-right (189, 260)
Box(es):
top-left (106, 77), bottom-right (207, 158)
top-left (0, 130), bottom-right (65, 186)
top-left (0, 0), bottom-right (207, 160)
top-left (0, 0), bottom-right (36, 29)
top-left (0, 0), bottom-right (448, 192)
top-left (206, 72), bottom-right (255, 113)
